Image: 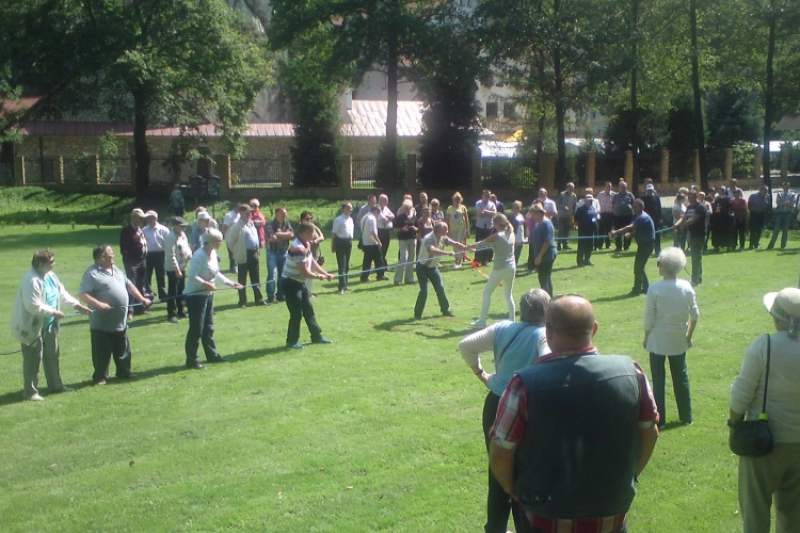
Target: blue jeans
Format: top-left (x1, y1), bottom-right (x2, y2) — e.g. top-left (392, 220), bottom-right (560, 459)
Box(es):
top-left (769, 212), bottom-right (792, 248)
top-left (267, 251), bottom-right (287, 299)
top-left (414, 264), bottom-right (450, 318)
top-left (185, 294), bottom-right (220, 365)
top-left (649, 352), bottom-right (692, 425)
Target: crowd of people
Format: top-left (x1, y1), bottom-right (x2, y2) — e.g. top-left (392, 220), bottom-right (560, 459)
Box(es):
top-left (9, 181), bottom-right (800, 533)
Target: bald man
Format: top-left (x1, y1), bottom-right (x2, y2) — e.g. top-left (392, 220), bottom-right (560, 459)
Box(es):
top-left (489, 295), bottom-right (659, 532)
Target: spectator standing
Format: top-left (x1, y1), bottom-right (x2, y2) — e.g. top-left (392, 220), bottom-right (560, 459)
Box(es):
top-left (331, 203), bottom-right (354, 295)
top-left (413, 222), bottom-right (467, 320)
top-left (469, 214), bottom-right (517, 327)
top-left (169, 184), bottom-right (185, 216)
top-left (641, 182), bottom-right (663, 254)
top-left (555, 182), bottom-right (577, 250)
top-left (509, 201), bottom-right (527, 267)
top-left (574, 192), bottom-right (598, 267)
top-left (610, 199), bottom-right (656, 295)
top-left (416, 206), bottom-right (434, 258)
top-left (612, 181), bottom-right (636, 251)
top-left (644, 247), bottom-right (699, 427)
top-left (142, 210), bottom-right (169, 301)
top-left (596, 181), bottom-right (616, 250)
top-left (768, 182), bottom-right (797, 250)
top-left (711, 185), bottom-right (735, 252)
top-left (11, 250), bottom-right (91, 401)
top-left (265, 207), bottom-right (294, 303)
top-left (700, 191), bottom-right (713, 252)
top-left (189, 211), bottom-right (211, 252)
top-left (356, 194), bottom-right (378, 226)
top-left (220, 204), bottom-right (240, 274)
top-left (731, 189), bottom-right (749, 250)
top-left (672, 191), bottom-right (688, 251)
top-left (120, 208), bottom-right (148, 317)
top-left (78, 244), bottom-right (151, 385)
top-left (394, 200), bottom-right (418, 285)
top-left (731, 287), bottom-right (800, 533)
top-left (360, 205), bottom-right (387, 281)
top-left (414, 191), bottom-right (429, 215)
top-left (430, 198), bottom-right (445, 222)
top-left (250, 199), bottom-right (267, 249)
top-left (728, 178), bottom-right (744, 198)
top-left (475, 190), bottom-right (498, 266)
top-left (748, 185), bottom-right (770, 249)
top-left (672, 191), bottom-right (707, 287)
top-left (446, 192), bottom-right (470, 269)
top-left (528, 203), bottom-right (557, 296)
top-left (376, 194), bottom-right (395, 267)
top-left (226, 204), bottom-right (265, 307)
top-left (490, 193), bottom-right (505, 214)
top-left (164, 217), bottom-right (192, 323)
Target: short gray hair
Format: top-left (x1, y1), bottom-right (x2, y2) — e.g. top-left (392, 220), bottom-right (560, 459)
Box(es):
top-left (657, 246), bottom-right (686, 276)
top-left (519, 289), bottom-right (551, 325)
top-left (202, 228), bottom-right (224, 244)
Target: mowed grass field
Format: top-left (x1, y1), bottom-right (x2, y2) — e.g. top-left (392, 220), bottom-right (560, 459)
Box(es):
top-left (1, 220), bottom-right (799, 533)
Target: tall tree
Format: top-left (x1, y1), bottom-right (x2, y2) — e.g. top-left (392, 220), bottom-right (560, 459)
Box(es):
top-left (688, 0), bottom-right (708, 190)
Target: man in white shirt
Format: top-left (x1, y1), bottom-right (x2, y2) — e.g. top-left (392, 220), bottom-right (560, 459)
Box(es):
top-left (331, 203), bottom-right (355, 294)
top-left (225, 204), bottom-right (265, 307)
top-left (360, 205), bottom-right (387, 281)
top-left (142, 210), bottom-right (170, 301)
top-left (377, 194), bottom-right (395, 266)
top-left (220, 205), bottom-right (240, 274)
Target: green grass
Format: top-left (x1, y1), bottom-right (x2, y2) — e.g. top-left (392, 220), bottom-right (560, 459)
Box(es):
top-left (1, 222), bottom-right (798, 532)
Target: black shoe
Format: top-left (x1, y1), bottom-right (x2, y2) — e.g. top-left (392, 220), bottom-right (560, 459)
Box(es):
top-left (628, 289), bottom-right (641, 296)
top-left (584, 261), bottom-right (594, 266)
top-left (186, 362), bottom-right (206, 370)
top-left (276, 296), bottom-right (286, 302)
top-left (257, 299), bottom-right (268, 306)
top-left (442, 310), bottom-right (455, 317)
top-left (176, 312), bottom-right (187, 319)
top-left (413, 314), bottom-right (422, 320)
top-left (116, 372), bottom-right (136, 380)
top-left (207, 356), bottom-right (229, 363)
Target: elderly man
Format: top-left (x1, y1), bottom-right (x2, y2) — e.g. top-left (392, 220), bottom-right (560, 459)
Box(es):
top-left (672, 190), bottom-right (707, 287)
top-left (475, 190), bottom-right (498, 266)
top-left (356, 194), bottom-right (378, 226)
top-left (120, 208), bottom-right (148, 317)
top-left (376, 194), bottom-right (395, 266)
top-left (748, 185), bottom-right (770, 249)
top-left (612, 181), bottom-right (636, 251)
top-left (641, 181), bottom-right (662, 254)
top-left (79, 244), bottom-right (151, 385)
top-left (11, 249), bottom-right (91, 401)
top-left (596, 181), bottom-right (616, 250)
top-left (555, 182), bottom-right (577, 250)
top-left (414, 221), bottom-right (467, 319)
top-left (221, 203), bottom-right (240, 273)
top-left (610, 199), bottom-right (656, 296)
top-left (489, 295), bottom-right (659, 533)
top-left (265, 206), bottom-right (294, 303)
top-left (226, 204), bottom-right (265, 307)
top-left (574, 192), bottom-right (598, 267)
top-left (528, 203), bottom-right (557, 296)
top-left (143, 210), bottom-right (169, 301)
top-left (189, 211), bottom-right (211, 252)
top-left (164, 217), bottom-right (192, 323)
top-left (768, 182), bottom-right (797, 250)
top-left (331, 203), bottom-right (355, 294)
top-left (360, 204), bottom-right (387, 282)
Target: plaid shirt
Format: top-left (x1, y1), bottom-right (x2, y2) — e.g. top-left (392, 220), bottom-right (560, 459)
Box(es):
top-left (491, 346), bottom-right (658, 533)
top-left (265, 219), bottom-right (293, 253)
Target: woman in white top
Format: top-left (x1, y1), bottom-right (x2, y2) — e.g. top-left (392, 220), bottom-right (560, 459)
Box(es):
top-left (731, 287), bottom-right (800, 533)
top-left (643, 247), bottom-right (699, 427)
top-left (469, 214), bottom-right (516, 327)
top-left (672, 191), bottom-right (688, 251)
top-left (183, 229), bottom-right (242, 369)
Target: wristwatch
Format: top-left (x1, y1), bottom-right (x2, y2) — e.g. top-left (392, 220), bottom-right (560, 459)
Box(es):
top-left (727, 418), bottom-right (740, 428)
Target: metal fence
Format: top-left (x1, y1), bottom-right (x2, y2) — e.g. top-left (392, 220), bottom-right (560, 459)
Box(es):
top-left (351, 156), bottom-right (406, 189)
top-left (595, 154), bottom-right (625, 185)
top-left (230, 158), bottom-right (281, 189)
top-left (481, 157), bottom-right (538, 189)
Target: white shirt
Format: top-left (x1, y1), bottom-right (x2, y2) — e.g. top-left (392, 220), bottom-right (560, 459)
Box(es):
top-left (539, 198), bottom-right (558, 219)
top-left (377, 206), bottom-right (394, 229)
top-left (418, 232), bottom-right (451, 268)
top-left (184, 248), bottom-right (233, 295)
top-left (644, 278), bottom-right (699, 356)
top-left (222, 210), bottom-right (240, 229)
top-left (332, 214), bottom-right (354, 239)
top-left (475, 200), bottom-right (497, 229)
top-left (360, 213), bottom-right (380, 246)
top-left (597, 190), bottom-right (615, 213)
top-left (142, 223), bottom-right (170, 252)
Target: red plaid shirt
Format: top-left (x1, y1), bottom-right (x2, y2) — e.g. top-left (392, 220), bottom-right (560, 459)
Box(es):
top-left (490, 346), bottom-right (659, 533)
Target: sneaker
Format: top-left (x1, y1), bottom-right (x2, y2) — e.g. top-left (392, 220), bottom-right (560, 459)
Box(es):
top-left (312, 337), bottom-right (332, 344)
top-left (168, 316), bottom-right (179, 323)
top-left (25, 393), bottom-right (44, 401)
top-left (257, 299), bottom-right (268, 306)
top-left (453, 264), bottom-right (462, 269)
top-left (286, 342), bottom-right (303, 349)
top-left (470, 319), bottom-right (487, 327)
top-left (442, 310), bottom-right (455, 317)
top-left (94, 379), bottom-right (107, 386)
top-left (337, 290), bottom-right (345, 295)
top-left (267, 298), bottom-right (278, 304)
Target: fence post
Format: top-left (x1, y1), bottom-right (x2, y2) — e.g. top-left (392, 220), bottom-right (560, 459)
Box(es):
top-left (781, 146), bottom-right (790, 181)
top-left (753, 147), bottom-right (763, 181)
top-left (340, 154), bottom-right (353, 195)
top-left (586, 151), bottom-right (596, 189)
top-left (14, 156), bottom-right (25, 186)
top-left (472, 151), bottom-right (482, 196)
top-left (624, 150), bottom-right (633, 189)
top-left (280, 154), bottom-right (291, 192)
top-left (660, 150), bottom-right (669, 184)
top-left (405, 154), bottom-right (417, 191)
top-left (215, 155), bottom-right (231, 198)
top-left (692, 149), bottom-right (701, 184)
top-left (724, 148), bottom-right (733, 181)
top-left (57, 157), bottom-right (64, 185)
top-left (93, 154), bottom-right (101, 185)
top-left (541, 153), bottom-right (555, 193)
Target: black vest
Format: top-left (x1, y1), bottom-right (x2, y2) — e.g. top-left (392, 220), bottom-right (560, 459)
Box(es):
top-left (514, 354), bottom-right (641, 519)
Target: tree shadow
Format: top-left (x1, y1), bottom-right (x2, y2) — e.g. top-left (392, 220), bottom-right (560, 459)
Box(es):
top-left (590, 292), bottom-right (643, 304)
top-left (226, 345), bottom-right (293, 363)
top-left (658, 421), bottom-right (692, 432)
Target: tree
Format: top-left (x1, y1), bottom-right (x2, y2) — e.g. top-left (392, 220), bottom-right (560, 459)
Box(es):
top-left (705, 84), bottom-right (760, 150)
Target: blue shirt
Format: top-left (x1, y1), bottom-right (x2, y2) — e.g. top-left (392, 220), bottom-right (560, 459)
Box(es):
top-left (633, 212), bottom-right (655, 244)
top-left (488, 321), bottom-right (547, 397)
top-left (243, 222), bottom-right (259, 250)
top-left (42, 274), bottom-right (59, 330)
top-left (531, 219), bottom-right (557, 263)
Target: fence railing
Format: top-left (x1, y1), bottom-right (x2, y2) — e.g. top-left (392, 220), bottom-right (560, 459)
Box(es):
top-left (481, 157), bottom-right (539, 189)
top-left (230, 158), bottom-right (281, 189)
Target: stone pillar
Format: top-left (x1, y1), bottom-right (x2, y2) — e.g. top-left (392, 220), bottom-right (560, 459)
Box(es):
top-left (472, 150), bottom-right (482, 195)
top-left (280, 154), bottom-right (291, 192)
top-left (540, 153), bottom-right (555, 193)
top-left (14, 156), bottom-right (25, 186)
top-left (405, 154), bottom-right (417, 191)
top-left (215, 155), bottom-right (231, 197)
top-left (781, 146), bottom-right (790, 181)
top-left (660, 150), bottom-right (669, 184)
top-left (624, 150), bottom-right (633, 189)
top-left (585, 151), bottom-right (596, 189)
top-left (340, 154), bottom-right (353, 195)
top-left (94, 154), bottom-right (101, 185)
top-left (724, 148), bottom-right (733, 181)
top-left (57, 157), bottom-right (65, 185)
top-left (692, 149), bottom-right (701, 184)
top-left (754, 147), bottom-right (763, 181)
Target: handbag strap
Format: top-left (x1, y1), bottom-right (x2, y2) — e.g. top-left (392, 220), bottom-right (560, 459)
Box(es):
top-left (761, 334), bottom-right (771, 415)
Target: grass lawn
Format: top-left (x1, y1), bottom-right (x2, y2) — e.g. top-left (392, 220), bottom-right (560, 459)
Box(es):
top-left (1, 221), bottom-right (798, 532)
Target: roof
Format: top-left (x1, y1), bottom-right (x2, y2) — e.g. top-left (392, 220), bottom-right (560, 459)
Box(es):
top-left (776, 114), bottom-right (800, 131)
top-left (342, 99), bottom-right (424, 137)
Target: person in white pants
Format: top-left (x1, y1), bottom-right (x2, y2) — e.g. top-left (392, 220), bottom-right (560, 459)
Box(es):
top-left (394, 200), bottom-right (418, 285)
top-left (469, 213), bottom-right (516, 327)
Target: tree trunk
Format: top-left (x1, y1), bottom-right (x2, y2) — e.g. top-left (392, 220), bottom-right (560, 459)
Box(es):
top-left (689, 0), bottom-right (708, 191)
top-left (536, 99), bottom-right (546, 158)
top-left (630, 0), bottom-right (640, 196)
top-left (553, 42), bottom-right (566, 189)
top-left (383, 3), bottom-right (400, 189)
top-left (132, 88), bottom-right (150, 198)
top-left (763, 10), bottom-right (776, 193)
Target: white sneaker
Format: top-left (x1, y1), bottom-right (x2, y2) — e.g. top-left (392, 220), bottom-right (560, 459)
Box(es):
top-left (25, 393), bottom-right (44, 401)
top-left (453, 264), bottom-right (462, 269)
top-left (470, 319), bottom-right (486, 327)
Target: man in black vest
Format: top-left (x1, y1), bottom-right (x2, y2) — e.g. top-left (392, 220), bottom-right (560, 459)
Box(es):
top-left (489, 295), bottom-right (659, 532)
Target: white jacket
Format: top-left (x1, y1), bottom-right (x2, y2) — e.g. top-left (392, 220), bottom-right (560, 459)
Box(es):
top-left (224, 219), bottom-right (250, 264)
top-left (10, 269), bottom-right (80, 345)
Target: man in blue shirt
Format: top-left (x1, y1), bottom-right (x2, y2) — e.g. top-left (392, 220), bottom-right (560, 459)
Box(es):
top-left (528, 203), bottom-right (558, 296)
top-left (610, 199), bottom-right (655, 296)
top-left (574, 192), bottom-right (598, 267)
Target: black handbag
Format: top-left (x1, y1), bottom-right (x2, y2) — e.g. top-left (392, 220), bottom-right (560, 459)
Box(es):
top-left (317, 255), bottom-right (325, 266)
top-left (730, 334), bottom-right (775, 457)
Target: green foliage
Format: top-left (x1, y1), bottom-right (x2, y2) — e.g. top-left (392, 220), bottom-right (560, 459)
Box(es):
top-left (705, 85), bottom-right (761, 150)
top-left (732, 143), bottom-right (756, 178)
top-left (163, 130), bottom-right (213, 183)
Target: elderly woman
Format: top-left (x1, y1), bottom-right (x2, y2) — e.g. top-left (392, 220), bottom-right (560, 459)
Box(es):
top-left (643, 247), bottom-right (699, 427)
top-left (458, 289), bottom-right (551, 533)
top-left (469, 213), bottom-right (516, 327)
top-left (730, 287), bottom-right (800, 533)
top-left (183, 229), bottom-right (243, 369)
top-left (394, 200), bottom-right (418, 285)
top-left (446, 192), bottom-right (470, 269)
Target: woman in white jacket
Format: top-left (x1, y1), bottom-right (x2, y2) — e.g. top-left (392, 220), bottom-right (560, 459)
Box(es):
top-left (10, 250), bottom-right (91, 401)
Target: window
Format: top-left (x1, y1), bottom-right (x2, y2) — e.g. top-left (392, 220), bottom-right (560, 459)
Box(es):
top-left (486, 102), bottom-right (498, 118)
top-left (503, 102), bottom-right (516, 118)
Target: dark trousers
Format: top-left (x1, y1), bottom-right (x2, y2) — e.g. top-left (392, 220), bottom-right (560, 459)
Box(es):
top-left (378, 228), bottom-right (391, 265)
top-left (414, 264), bottom-right (450, 318)
top-left (633, 242), bottom-right (654, 293)
top-left (174, 206), bottom-right (185, 217)
top-left (750, 212), bottom-right (766, 248)
top-left (734, 218), bottom-right (747, 249)
top-left (689, 234), bottom-right (704, 284)
top-left (650, 352), bottom-right (693, 424)
top-left (361, 244), bottom-right (386, 281)
top-left (90, 329), bottom-right (132, 382)
top-left (482, 391), bottom-right (527, 533)
top-left (597, 213), bottom-right (613, 249)
top-left (145, 251), bottom-right (166, 300)
top-left (654, 225), bottom-right (662, 255)
top-left (475, 227), bottom-right (494, 265)
top-left (237, 248), bottom-right (263, 305)
top-left (769, 212), bottom-right (793, 248)
top-left (185, 294), bottom-right (220, 365)
top-left (334, 239), bottom-right (352, 291)
top-left (166, 270), bottom-right (185, 318)
top-left (123, 258), bottom-right (146, 315)
top-left (613, 214), bottom-right (632, 250)
top-left (537, 260), bottom-right (554, 296)
top-left (227, 246), bottom-right (236, 272)
top-left (576, 232), bottom-right (594, 265)
top-left (526, 241), bottom-right (536, 271)
top-left (556, 217), bottom-right (572, 248)
top-left (280, 277), bottom-right (323, 345)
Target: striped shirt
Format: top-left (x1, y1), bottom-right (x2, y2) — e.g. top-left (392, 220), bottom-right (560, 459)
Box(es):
top-left (282, 238), bottom-right (313, 282)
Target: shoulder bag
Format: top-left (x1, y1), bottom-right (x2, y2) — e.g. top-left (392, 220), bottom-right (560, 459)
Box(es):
top-left (729, 334), bottom-right (775, 457)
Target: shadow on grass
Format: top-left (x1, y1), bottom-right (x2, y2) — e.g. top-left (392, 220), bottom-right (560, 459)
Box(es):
top-left (227, 345), bottom-right (293, 363)
top-left (659, 421), bottom-right (693, 432)
top-left (590, 292), bottom-right (643, 304)
top-left (0, 226), bottom-right (121, 248)
top-left (371, 314), bottom-right (506, 340)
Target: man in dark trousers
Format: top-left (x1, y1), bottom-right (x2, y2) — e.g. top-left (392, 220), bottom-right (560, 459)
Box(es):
top-left (489, 295), bottom-right (659, 533)
top-left (672, 190), bottom-right (707, 287)
top-left (119, 208), bottom-right (148, 317)
top-left (610, 199), bottom-right (656, 296)
top-left (574, 192), bottom-right (598, 267)
top-left (640, 181), bottom-right (662, 254)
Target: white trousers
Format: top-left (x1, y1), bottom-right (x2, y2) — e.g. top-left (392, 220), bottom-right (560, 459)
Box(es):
top-left (479, 267), bottom-right (515, 322)
top-left (394, 239), bottom-right (416, 283)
